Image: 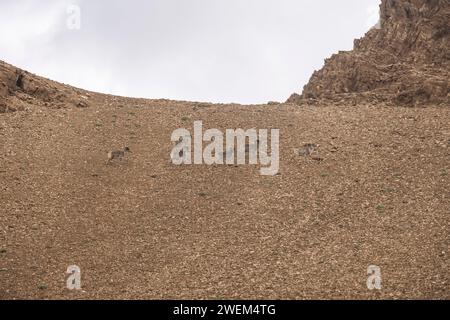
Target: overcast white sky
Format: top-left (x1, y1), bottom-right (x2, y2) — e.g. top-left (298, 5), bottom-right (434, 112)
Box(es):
top-left (0, 0), bottom-right (380, 104)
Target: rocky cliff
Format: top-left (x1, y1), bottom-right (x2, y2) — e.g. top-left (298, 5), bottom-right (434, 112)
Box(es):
top-left (0, 61), bottom-right (89, 113)
top-left (288, 0), bottom-right (450, 106)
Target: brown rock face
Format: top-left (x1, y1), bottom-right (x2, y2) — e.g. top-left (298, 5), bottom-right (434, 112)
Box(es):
top-left (0, 80), bottom-right (8, 98)
top-left (288, 0), bottom-right (450, 106)
top-left (0, 60), bottom-right (90, 111)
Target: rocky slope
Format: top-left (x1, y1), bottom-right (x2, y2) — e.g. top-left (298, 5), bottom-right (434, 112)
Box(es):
top-left (288, 0), bottom-right (450, 106)
top-left (0, 2), bottom-right (449, 300)
top-left (1, 59), bottom-right (450, 300)
top-left (1, 90), bottom-right (449, 300)
top-left (0, 61), bottom-right (90, 114)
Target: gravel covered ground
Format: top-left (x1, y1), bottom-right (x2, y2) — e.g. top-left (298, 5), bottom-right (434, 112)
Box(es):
top-left (0, 94), bottom-right (449, 299)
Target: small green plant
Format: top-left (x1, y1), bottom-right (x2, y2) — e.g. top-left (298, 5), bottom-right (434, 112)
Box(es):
top-left (181, 116), bottom-right (190, 122)
top-left (376, 204), bottom-right (385, 213)
top-left (442, 170), bottom-right (448, 176)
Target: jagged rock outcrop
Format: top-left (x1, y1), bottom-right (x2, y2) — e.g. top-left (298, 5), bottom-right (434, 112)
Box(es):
top-left (0, 60), bottom-right (90, 113)
top-left (288, 0), bottom-right (450, 106)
